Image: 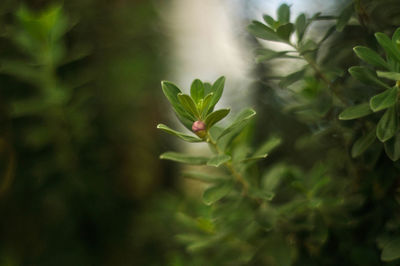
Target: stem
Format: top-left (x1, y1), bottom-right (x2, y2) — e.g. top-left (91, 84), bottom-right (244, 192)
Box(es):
top-left (206, 133), bottom-right (249, 194)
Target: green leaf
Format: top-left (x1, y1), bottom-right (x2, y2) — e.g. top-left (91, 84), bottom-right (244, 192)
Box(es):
top-left (353, 46), bottom-right (390, 70)
top-left (348, 66), bottom-right (391, 90)
top-left (160, 152), bottom-right (209, 165)
top-left (263, 14), bottom-right (275, 27)
top-left (178, 93), bottom-right (200, 119)
top-left (370, 86), bottom-right (398, 112)
top-left (376, 106), bottom-right (397, 142)
top-left (202, 182), bottom-right (232, 205)
top-left (336, 3), bottom-right (353, 32)
top-left (217, 108), bottom-right (256, 140)
top-left (249, 189), bottom-right (275, 201)
top-left (276, 23), bottom-right (294, 41)
top-left (205, 109), bottom-right (230, 129)
top-left (279, 68), bottom-right (306, 88)
top-left (207, 154), bottom-right (231, 167)
top-left (377, 71), bottom-right (400, 81)
top-left (339, 103), bottom-right (372, 120)
top-left (161, 81), bottom-right (195, 129)
top-left (255, 48), bottom-right (297, 63)
top-left (381, 237), bottom-right (400, 262)
top-left (190, 79), bottom-right (204, 104)
top-left (251, 136), bottom-right (281, 159)
top-left (157, 124), bottom-right (202, 142)
top-left (207, 76), bottom-right (225, 113)
top-left (351, 129), bottom-right (376, 158)
top-left (201, 93), bottom-right (214, 117)
top-left (182, 171), bottom-right (227, 183)
top-left (392, 28), bottom-right (400, 43)
top-left (295, 13), bottom-right (306, 42)
top-left (277, 4), bottom-right (290, 24)
top-left (248, 21), bottom-right (280, 42)
top-left (375, 32), bottom-right (400, 62)
top-left (384, 132), bottom-right (400, 161)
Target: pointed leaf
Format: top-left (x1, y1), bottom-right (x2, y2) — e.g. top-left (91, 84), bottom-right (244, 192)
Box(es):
top-left (384, 132), bottom-right (400, 161)
top-left (370, 86), bottom-right (398, 112)
top-left (339, 103), bottom-right (372, 120)
top-left (248, 21), bottom-right (280, 42)
top-left (263, 14), bottom-right (275, 27)
top-left (202, 182), bottom-right (232, 205)
top-left (157, 124), bottom-right (202, 142)
top-left (217, 108), bottom-right (256, 140)
top-left (375, 32), bottom-right (400, 62)
top-left (377, 71), bottom-right (400, 81)
top-left (279, 68), bottom-right (306, 88)
top-left (276, 23), bottom-right (294, 41)
top-left (277, 4), bottom-right (290, 24)
top-left (295, 13), bottom-right (306, 42)
top-left (351, 129), bottom-right (376, 157)
top-left (160, 152), bottom-right (209, 165)
top-left (190, 79), bottom-right (204, 104)
top-left (336, 3), bottom-right (353, 32)
top-left (178, 93), bottom-right (200, 118)
top-left (205, 109), bottom-right (230, 129)
top-left (207, 154), bottom-right (231, 167)
top-left (376, 106), bottom-right (397, 142)
top-left (381, 237), bottom-right (400, 262)
top-left (353, 46), bottom-right (390, 70)
top-left (182, 171), bottom-right (227, 183)
top-left (207, 76), bottom-right (225, 113)
top-left (348, 66), bottom-right (391, 89)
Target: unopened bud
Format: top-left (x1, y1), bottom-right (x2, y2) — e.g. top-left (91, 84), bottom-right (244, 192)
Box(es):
top-left (192, 120), bottom-right (207, 138)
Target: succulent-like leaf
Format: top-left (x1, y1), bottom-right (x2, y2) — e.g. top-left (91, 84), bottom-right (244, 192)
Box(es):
top-left (375, 32), bottom-right (400, 62)
top-left (377, 71), bottom-right (400, 81)
top-left (295, 13), bottom-right (306, 42)
top-left (248, 21), bottom-right (281, 42)
top-left (277, 4), bottom-right (290, 24)
top-left (276, 23), bottom-right (294, 41)
top-left (207, 76), bottom-right (225, 114)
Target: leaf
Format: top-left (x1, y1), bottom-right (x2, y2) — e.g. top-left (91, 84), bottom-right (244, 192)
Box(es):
top-left (178, 93), bottom-right (200, 119)
top-left (207, 76), bottom-right (225, 114)
top-left (381, 237), bottom-right (400, 262)
top-left (376, 106), bottom-right (397, 142)
top-left (157, 124), bottom-right (202, 142)
top-left (251, 136), bottom-right (281, 159)
top-left (161, 81), bottom-right (195, 129)
top-left (276, 23), bottom-right (294, 41)
top-left (263, 14), bottom-right (275, 27)
top-left (375, 32), bottom-right (400, 62)
top-left (384, 132), bottom-right (400, 161)
top-left (295, 13), bottom-right (306, 42)
top-left (190, 79), bottom-right (204, 104)
top-left (207, 154), bottom-right (231, 167)
top-left (205, 109), bottom-right (230, 129)
top-left (249, 189), bottom-right (275, 201)
top-left (377, 71), bottom-right (400, 81)
top-left (247, 21), bottom-right (280, 42)
top-left (217, 108), bottom-right (256, 140)
top-left (182, 171), bottom-right (227, 183)
top-left (279, 68), bottom-right (306, 88)
top-left (255, 48), bottom-right (297, 63)
top-left (339, 103), bottom-right (373, 120)
top-left (392, 28), bottom-right (400, 43)
top-left (202, 182), bottom-right (232, 205)
top-left (348, 66), bottom-right (391, 89)
top-left (201, 93), bottom-right (214, 117)
top-left (353, 46), bottom-right (390, 70)
top-left (369, 86), bottom-right (398, 112)
top-left (160, 152), bottom-right (209, 165)
top-left (277, 4), bottom-right (290, 24)
top-left (351, 129), bottom-right (376, 157)
top-left (336, 3), bottom-right (353, 32)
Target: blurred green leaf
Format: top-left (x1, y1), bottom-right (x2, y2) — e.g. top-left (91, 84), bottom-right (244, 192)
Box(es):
top-left (351, 129), bottom-right (376, 157)
top-left (279, 68), bottom-right (306, 88)
top-left (178, 93), bottom-right (200, 119)
top-left (375, 32), bottom-right (400, 62)
top-left (377, 71), bottom-right (400, 80)
top-left (384, 132), bottom-right (400, 161)
top-left (205, 109), bottom-right (230, 129)
top-left (202, 182), bottom-right (232, 205)
top-left (201, 92), bottom-right (214, 117)
top-left (295, 13), bottom-right (306, 42)
top-left (190, 79), bottom-right (204, 104)
top-left (392, 28), bottom-right (400, 43)
top-left (376, 106), bottom-right (397, 142)
top-left (339, 103), bottom-right (372, 120)
top-left (336, 3), bottom-right (353, 32)
top-left (157, 124), bottom-right (202, 142)
top-left (217, 108), bottom-right (256, 140)
top-left (276, 23), bottom-right (294, 41)
top-left (263, 14), bottom-right (276, 27)
top-left (182, 171), bottom-right (227, 183)
top-left (160, 152), bottom-right (209, 165)
top-left (255, 48), bottom-right (298, 63)
top-left (277, 4), bottom-right (290, 24)
top-left (207, 154), bottom-right (231, 167)
top-left (348, 66), bottom-right (391, 89)
top-left (370, 86), bottom-right (398, 112)
top-left (248, 21), bottom-right (281, 42)
top-left (250, 136), bottom-right (281, 160)
top-left (381, 237), bottom-right (400, 261)
top-left (354, 46), bottom-right (390, 70)
top-left (207, 76), bottom-right (225, 114)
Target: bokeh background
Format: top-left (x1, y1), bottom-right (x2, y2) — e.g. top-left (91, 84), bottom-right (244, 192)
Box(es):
top-left (1, 0), bottom-right (400, 265)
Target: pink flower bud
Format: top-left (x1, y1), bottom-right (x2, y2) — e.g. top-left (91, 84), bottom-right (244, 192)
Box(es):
top-left (192, 121), bottom-right (207, 138)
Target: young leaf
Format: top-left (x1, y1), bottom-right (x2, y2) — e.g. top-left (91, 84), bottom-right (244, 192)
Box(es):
top-left (339, 103), bottom-right (372, 120)
top-left (255, 48), bottom-right (297, 63)
top-left (377, 71), bottom-right (400, 81)
top-left (157, 124), bottom-right (202, 142)
top-left (375, 32), bottom-right (400, 62)
top-left (392, 28), bottom-right (400, 43)
top-left (351, 129), bottom-right (376, 158)
top-left (295, 13), bottom-right (306, 42)
top-left (276, 23), bottom-right (294, 41)
top-left (279, 68), bottom-right (306, 88)
top-left (376, 106), bottom-right (397, 142)
top-left (381, 237), bottom-right (400, 262)
top-left (263, 14), bottom-right (276, 27)
top-left (248, 21), bottom-right (281, 42)
top-left (217, 108), bottom-right (256, 140)
top-left (348, 66), bottom-right (391, 89)
top-left (252, 136), bottom-right (281, 159)
top-left (160, 152), bottom-right (209, 165)
top-left (207, 76), bottom-right (225, 113)
top-left (190, 79), bottom-right (204, 104)
top-left (384, 133), bottom-right (400, 161)
top-left (178, 93), bottom-right (200, 118)
top-left (277, 4), bottom-right (290, 24)
top-left (182, 171), bottom-right (227, 183)
top-left (336, 3), bottom-right (353, 32)
top-left (202, 182), bottom-right (232, 205)
top-left (353, 46), bottom-right (390, 70)
top-left (207, 154), bottom-right (231, 167)
top-left (369, 86), bottom-right (398, 112)
top-left (205, 109), bottom-right (230, 129)
top-left (201, 93), bottom-right (214, 117)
